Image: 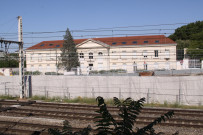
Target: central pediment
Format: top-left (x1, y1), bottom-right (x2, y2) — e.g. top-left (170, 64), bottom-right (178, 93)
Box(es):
top-left (76, 39), bottom-right (110, 49)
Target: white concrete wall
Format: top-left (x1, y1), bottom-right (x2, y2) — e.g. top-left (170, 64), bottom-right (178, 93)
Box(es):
top-left (0, 76), bottom-right (203, 105)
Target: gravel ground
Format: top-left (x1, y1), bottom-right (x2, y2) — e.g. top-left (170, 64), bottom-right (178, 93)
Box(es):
top-left (0, 104), bottom-right (203, 135)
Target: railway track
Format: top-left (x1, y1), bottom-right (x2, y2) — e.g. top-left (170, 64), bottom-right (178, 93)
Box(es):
top-left (0, 100), bottom-right (203, 135)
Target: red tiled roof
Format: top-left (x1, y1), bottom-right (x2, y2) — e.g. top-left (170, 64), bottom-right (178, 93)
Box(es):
top-left (26, 35), bottom-right (175, 50)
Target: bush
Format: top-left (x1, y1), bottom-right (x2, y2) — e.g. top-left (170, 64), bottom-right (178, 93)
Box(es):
top-left (48, 97), bottom-right (178, 135)
top-left (24, 71), bottom-right (42, 75)
top-left (89, 69), bottom-right (127, 75)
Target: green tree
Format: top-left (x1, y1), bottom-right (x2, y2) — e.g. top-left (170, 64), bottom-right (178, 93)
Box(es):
top-left (175, 40), bottom-right (190, 60)
top-left (169, 21), bottom-right (203, 60)
top-left (169, 21), bottom-right (203, 41)
top-left (58, 28), bottom-right (79, 71)
top-left (0, 54), bottom-right (19, 68)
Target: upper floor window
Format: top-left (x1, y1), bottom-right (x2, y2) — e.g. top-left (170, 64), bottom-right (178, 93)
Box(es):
top-left (98, 52), bottom-right (103, 56)
top-left (30, 53), bottom-right (34, 61)
top-left (56, 45), bottom-right (60, 48)
top-left (89, 52), bottom-right (93, 59)
top-left (122, 42), bottom-right (126, 44)
top-left (40, 44), bottom-right (45, 47)
top-left (112, 42), bottom-right (117, 45)
top-left (165, 50), bottom-right (170, 58)
top-left (46, 54), bottom-right (50, 61)
top-left (133, 50), bottom-right (136, 58)
top-left (38, 53), bottom-right (42, 61)
top-left (154, 50), bottom-right (158, 57)
top-left (155, 40), bottom-right (159, 43)
top-left (144, 41), bottom-right (148, 43)
top-left (49, 44), bottom-right (53, 46)
top-left (79, 53), bottom-right (84, 58)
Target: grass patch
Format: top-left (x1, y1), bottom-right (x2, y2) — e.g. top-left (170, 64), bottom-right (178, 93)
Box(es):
top-left (30, 96), bottom-right (115, 105)
top-left (0, 95), bottom-right (18, 100)
top-left (31, 95), bottom-right (62, 102)
top-left (1, 95), bottom-right (203, 110)
top-left (144, 101), bottom-right (203, 110)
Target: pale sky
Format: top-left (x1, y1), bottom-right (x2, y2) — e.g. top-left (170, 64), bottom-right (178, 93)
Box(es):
top-left (0, 0), bottom-right (203, 50)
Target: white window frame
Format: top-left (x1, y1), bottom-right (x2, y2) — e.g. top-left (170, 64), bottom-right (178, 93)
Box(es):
top-left (38, 53), bottom-right (42, 62)
top-left (133, 50), bottom-right (136, 58)
top-left (89, 52), bottom-right (93, 59)
top-left (79, 53), bottom-right (84, 59)
top-left (121, 50), bottom-right (127, 59)
top-left (165, 50), bottom-right (170, 58)
top-left (154, 50), bottom-right (158, 57)
top-left (143, 50), bottom-right (147, 58)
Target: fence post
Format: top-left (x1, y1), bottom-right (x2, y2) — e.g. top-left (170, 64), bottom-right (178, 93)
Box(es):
top-left (28, 76), bottom-right (32, 98)
top-left (147, 89), bottom-right (150, 104)
top-left (4, 83), bottom-right (7, 95)
top-left (179, 89), bottom-right (183, 105)
top-left (44, 86), bottom-right (48, 98)
top-left (92, 88), bottom-right (95, 98)
top-left (66, 87), bottom-right (70, 99)
top-left (176, 95), bottom-right (179, 103)
top-left (119, 88), bottom-right (121, 99)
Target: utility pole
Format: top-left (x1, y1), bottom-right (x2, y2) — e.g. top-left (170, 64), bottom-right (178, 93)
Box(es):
top-left (18, 16), bottom-right (25, 99)
top-left (0, 16), bottom-right (24, 99)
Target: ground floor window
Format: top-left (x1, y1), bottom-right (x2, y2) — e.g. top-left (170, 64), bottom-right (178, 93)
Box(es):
top-left (89, 64), bottom-right (93, 70)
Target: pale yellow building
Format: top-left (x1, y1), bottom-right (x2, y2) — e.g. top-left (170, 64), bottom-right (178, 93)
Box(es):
top-left (26, 35), bottom-right (177, 74)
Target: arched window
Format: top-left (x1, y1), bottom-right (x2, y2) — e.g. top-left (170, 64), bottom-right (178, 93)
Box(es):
top-left (89, 52), bottom-right (93, 59)
top-left (79, 53), bottom-right (84, 58)
top-left (98, 52), bottom-right (103, 56)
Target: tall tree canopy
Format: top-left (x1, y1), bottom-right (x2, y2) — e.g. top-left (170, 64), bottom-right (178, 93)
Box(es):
top-left (58, 28), bottom-right (79, 71)
top-left (169, 21), bottom-right (203, 60)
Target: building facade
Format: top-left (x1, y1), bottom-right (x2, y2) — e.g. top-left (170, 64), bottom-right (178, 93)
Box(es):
top-left (26, 35), bottom-right (177, 74)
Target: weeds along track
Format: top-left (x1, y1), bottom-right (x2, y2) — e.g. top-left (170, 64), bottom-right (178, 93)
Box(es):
top-left (0, 100), bottom-right (203, 135)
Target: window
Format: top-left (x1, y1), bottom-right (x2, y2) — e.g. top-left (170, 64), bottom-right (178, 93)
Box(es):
top-left (133, 62), bottom-right (137, 72)
top-left (98, 63), bottom-right (103, 70)
top-left (165, 62), bottom-right (170, 70)
top-left (31, 65), bottom-right (34, 71)
top-left (89, 64), bottom-right (93, 70)
top-left (122, 42), bottom-right (126, 44)
top-left (144, 63), bottom-right (148, 70)
top-left (49, 44), bottom-right (53, 46)
top-left (122, 63), bottom-right (127, 70)
top-left (112, 42), bottom-right (117, 45)
top-left (132, 41), bottom-right (137, 44)
top-left (111, 51), bottom-right (117, 59)
top-left (89, 52), bottom-right (93, 59)
top-left (155, 40), bottom-right (159, 43)
top-left (79, 53), bottom-right (84, 58)
top-left (143, 50), bottom-right (147, 58)
top-left (56, 45), bottom-right (60, 48)
top-left (154, 50), bottom-right (158, 57)
top-left (121, 50), bottom-right (127, 59)
top-left (144, 41), bottom-right (148, 43)
top-left (98, 52), bottom-right (103, 56)
top-left (112, 63), bottom-right (117, 69)
top-left (40, 44), bottom-right (45, 47)
top-left (154, 63), bottom-right (159, 69)
top-left (30, 53), bottom-right (34, 61)
top-left (165, 50), bottom-right (170, 58)
top-left (133, 50), bottom-right (136, 58)
top-left (46, 54), bottom-right (50, 61)
top-left (38, 53), bottom-right (42, 62)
